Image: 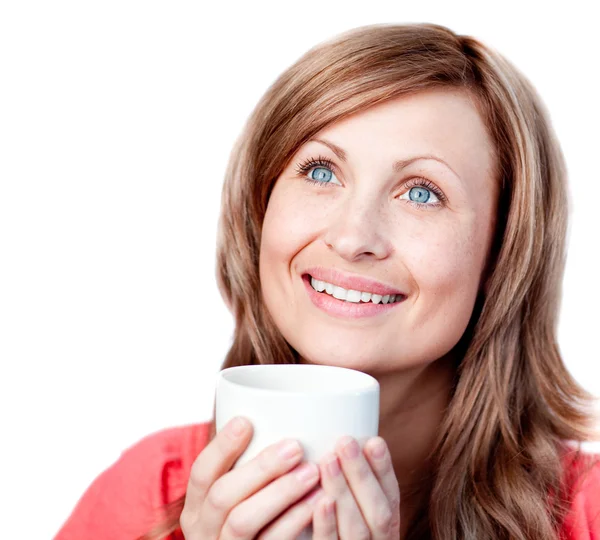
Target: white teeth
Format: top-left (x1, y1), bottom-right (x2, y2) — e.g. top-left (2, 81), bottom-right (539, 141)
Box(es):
top-left (346, 289), bottom-right (362, 303)
top-left (309, 275), bottom-right (402, 304)
top-left (332, 286), bottom-right (347, 301)
top-left (310, 277), bottom-right (326, 292)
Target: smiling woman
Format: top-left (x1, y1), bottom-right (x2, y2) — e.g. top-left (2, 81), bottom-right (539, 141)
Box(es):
top-left (56, 22), bottom-right (600, 540)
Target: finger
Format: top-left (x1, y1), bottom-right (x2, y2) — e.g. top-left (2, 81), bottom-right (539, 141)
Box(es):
top-left (363, 437), bottom-right (401, 532)
top-left (312, 495), bottom-right (338, 539)
top-left (181, 417), bottom-right (253, 521)
top-left (256, 487), bottom-right (325, 540)
top-left (220, 461), bottom-right (320, 540)
top-left (318, 451), bottom-right (370, 539)
top-left (200, 438), bottom-right (306, 537)
top-left (335, 436), bottom-right (397, 538)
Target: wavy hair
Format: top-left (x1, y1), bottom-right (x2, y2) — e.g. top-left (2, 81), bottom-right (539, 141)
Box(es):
top-left (141, 22), bottom-right (599, 539)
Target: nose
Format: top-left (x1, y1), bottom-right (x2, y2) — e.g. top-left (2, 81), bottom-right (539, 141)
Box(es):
top-left (322, 194), bottom-right (393, 262)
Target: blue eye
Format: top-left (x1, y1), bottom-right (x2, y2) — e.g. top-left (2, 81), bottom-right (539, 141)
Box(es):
top-left (295, 156), bottom-right (342, 187)
top-left (309, 167), bottom-right (334, 183)
top-left (295, 155), bottom-right (446, 208)
top-left (399, 181), bottom-right (442, 208)
top-left (409, 187), bottom-right (430, 203)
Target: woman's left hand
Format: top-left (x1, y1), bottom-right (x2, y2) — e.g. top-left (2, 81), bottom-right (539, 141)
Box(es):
top-left (313, 436), bottom-right (401, 539)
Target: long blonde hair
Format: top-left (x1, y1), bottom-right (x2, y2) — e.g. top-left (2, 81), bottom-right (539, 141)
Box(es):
top-left (142, 22), bottom-right (599, 539)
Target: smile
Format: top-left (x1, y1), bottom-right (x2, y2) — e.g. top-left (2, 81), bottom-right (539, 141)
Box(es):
top-left (302, 274), bottom-right (406, 319)
top-left (309, 276), bottom-right (404, 304)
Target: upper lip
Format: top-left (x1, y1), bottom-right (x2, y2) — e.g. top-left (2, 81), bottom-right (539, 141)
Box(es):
top-left (303, 267), bottom-right (406, 297)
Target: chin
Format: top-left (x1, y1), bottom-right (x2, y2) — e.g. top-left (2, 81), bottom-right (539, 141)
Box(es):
top-left (295, 345), bottom-right (382, 372)
top-left (294, 340), bottom-right (440, 376)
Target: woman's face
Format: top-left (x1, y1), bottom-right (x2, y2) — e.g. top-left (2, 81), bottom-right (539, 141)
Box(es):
top-left (259, 88), bottom-right (498, 374)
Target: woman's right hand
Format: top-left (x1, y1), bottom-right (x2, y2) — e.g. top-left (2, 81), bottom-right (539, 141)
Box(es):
top-left (180, 416), bottom-right (325, 540)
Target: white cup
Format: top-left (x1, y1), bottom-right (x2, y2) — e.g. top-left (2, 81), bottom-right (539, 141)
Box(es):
top-left (215, 364), bottom-right (380, 539)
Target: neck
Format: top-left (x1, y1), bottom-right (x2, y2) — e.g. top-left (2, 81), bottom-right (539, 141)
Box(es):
top-left (368, 353), bottom-right (456, 538)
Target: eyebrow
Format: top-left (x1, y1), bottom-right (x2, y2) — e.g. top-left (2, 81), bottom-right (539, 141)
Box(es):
top-left (308, 137), bottom-right (460, 179)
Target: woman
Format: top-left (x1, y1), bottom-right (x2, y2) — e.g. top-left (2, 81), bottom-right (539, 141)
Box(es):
top-left (56, 22), bottom-right (600, 539)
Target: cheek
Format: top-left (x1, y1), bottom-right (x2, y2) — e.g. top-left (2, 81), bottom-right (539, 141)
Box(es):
top-left (401, 213), bottom-right (489, 329)
top-left (259, 185), bottom-right (314, 302)
top-left (261, 191), bottom-right (297, 269)
top-left (413, 229), bottom-right (480, 286)
top-left (260, 185), bottom-right (325, 267)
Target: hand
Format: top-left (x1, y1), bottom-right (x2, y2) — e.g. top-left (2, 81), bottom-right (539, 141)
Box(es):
top-left (312, 436), bottom-right (401, 539)
top-left (179, 416), bottom-right (324, 540)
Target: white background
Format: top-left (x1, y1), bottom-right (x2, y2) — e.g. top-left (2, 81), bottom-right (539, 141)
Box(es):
top-left (1, 1), bottom-right (598, 538)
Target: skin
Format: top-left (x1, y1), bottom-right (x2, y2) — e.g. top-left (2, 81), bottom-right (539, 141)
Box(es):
top-left (181, 88), bottom-right (498, 539)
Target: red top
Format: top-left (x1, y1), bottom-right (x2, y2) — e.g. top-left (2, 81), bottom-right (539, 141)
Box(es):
top-left (55, 423), bottom-right (600, 539)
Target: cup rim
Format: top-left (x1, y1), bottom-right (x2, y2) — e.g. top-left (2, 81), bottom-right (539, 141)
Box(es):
top-left (217, 364), bottom-right (379, 395)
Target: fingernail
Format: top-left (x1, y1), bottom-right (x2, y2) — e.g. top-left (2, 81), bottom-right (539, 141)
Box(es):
top-left (369, 438), bottom-right (387, 459)
top-left (342, 437), bottom-right (359, 459)
top-left (296, 462), bottom-right (319, 484)
top-left (324, 454), bottom-right (341, 477)
top-left (227, 417), bottom-right (248, 437)
top-left (278, 439), bottom-right (302, 460)
top-left (306, 488), bottom-right (324, 507)
top-left (322, 496), bottom-right (335, 516)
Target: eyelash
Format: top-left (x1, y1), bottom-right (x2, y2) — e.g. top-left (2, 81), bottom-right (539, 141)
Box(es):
top-left (294, 155), bottom-right (447, 209)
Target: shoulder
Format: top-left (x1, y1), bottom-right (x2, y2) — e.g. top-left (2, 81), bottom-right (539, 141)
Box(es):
top-left (119, 422), bottom-right (213, 484)
top-left (55, 422), bottom-right (213, 539)
top-left (116, 421), bottom-right (213, 501)
top-left (560, 450), bottom-right (600, 539)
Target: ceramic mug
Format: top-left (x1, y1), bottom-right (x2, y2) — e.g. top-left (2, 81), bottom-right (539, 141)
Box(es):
top-left (215, 364), bottom-right (380, 539)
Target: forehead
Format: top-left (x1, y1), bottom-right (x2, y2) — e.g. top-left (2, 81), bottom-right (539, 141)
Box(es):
top-left (309, 88), bottom-right (497, 186)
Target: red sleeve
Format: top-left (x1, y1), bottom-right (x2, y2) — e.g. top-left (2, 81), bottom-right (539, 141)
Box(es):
top-left (54, 423), bottom-right (211, 540)
top-left (561, 454), bottom-right (600, 539)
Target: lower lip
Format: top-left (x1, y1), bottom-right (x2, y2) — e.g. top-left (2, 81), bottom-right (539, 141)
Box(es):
top-left (302, 275), bottom-right (405, 319)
